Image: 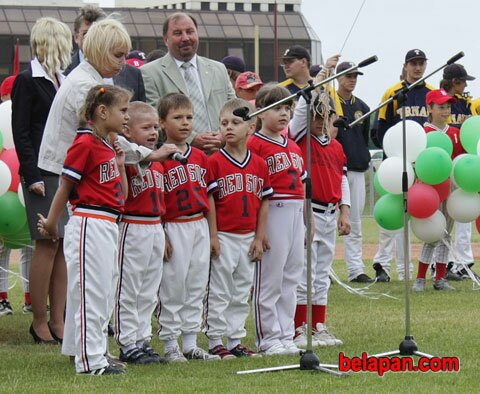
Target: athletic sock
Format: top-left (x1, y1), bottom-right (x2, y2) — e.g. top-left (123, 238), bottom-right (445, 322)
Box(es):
top-left (136, 340), bottom-right (145, 349)
top-left (0, 292), bottom-right (8, 300)
top-left (416, 262), bottom-right (430, 279)
top-left (226, 338), bottom-right (240, 351)
top-left (435, 263), bottom-right (447, 280)
top-left (121, 344), bottom-right (137, 353)
top-left (24, 292), bottom-right (31, 305)
top-left (294, 304), bottom-right (307, 332)
top-left (208, 337), bottom-right (223, 349)
top-left (182, 333), bottom-right (197, 353)
top-left (312, 305), bottom-right (326, 327)
top-left (164, 339), bottom-right (179, 353)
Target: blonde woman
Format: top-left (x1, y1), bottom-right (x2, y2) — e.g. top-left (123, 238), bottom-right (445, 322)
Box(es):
top-left (11, 17), bottom-right (72, 344)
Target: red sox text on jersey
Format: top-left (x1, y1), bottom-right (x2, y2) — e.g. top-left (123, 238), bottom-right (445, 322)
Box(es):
top-left (131, 168), bottom-right (164, 198)
top-left (164, 164), bottom-right (206, 192)
top-left (265, 151), bottom-right (303, 175)
top-left (99, 158), bottom-right (120, 184)
top-left (217, 173), bottom-right (264, 199)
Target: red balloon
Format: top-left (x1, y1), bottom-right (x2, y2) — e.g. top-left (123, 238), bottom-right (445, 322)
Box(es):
top-left (476, 216), bottom-right (480, 234)
top-left (0, 149), bottom-right (20, 192)
top-left (431, 178), bottom-right (451, 202)
top-left (407, 182), bottom-right (440, 218)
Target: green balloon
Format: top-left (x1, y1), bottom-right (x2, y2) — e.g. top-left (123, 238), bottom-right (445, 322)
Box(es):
top-left (0, 130), bottom-right (3, 152)
top-left (374, 171), bottom-right (388, 196)
top-left (460, 116), bottom-right (480, 154)
top-left (0, 191), bottom-right (27, 236)
top-left (374, 193), bottom-right (404, 230)
top-left (2, 221), bottom-right (32, 249)
top-left (454, 154), bottom-right (480, 192)
top-left (415, 147), bottom-right (452, 185)
top-left (426, 131), bottom-right (453, 156)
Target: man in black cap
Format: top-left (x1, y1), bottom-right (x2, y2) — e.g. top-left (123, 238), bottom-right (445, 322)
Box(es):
top-left (372, 49), bottom-right (434, 283)
top-left (333, 62), bottom-right (373, 283)
top-left (279, 45), bottom-right (313, 95)
top-left (221, 55), bottom-right (246, 89)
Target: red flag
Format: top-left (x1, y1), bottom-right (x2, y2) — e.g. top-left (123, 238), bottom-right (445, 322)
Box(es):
top-left (13, 38), bottom-right (19, 76)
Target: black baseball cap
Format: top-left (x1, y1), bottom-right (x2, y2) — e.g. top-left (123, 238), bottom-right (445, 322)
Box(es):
top-left (336, 61), bottom-right (363, 76)
top-left (126, 50), bottom-right (146, 61)
top-left (405, 49), bottom-right (427, 63)
top-left (282, 45), bottom-right (311, 63)
top-left (443, 64), bottom-right (475, 81)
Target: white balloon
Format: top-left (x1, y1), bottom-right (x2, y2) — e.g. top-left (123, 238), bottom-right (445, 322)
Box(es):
top-left (382, 120), bottom-right (427, 162)
top-left (450, 153), bottom-right (467, 188)
top-left (377, 156), bottom-right (415, 194)
top-left (446, 189), bottom-right (480, 223)
top-left (17, 182), bottom-right (25, 207)
top-left (0, 101), bottom-right (14, 149)
top-left (0, 160), bottom-right (12, 197)
top-left (411, 210), bottom-right (447, 243)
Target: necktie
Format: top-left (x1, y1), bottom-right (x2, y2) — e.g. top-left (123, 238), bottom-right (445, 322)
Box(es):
top-left (181, 62), bottom-right (210, 133)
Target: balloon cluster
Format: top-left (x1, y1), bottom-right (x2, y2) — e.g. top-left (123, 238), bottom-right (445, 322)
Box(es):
top-left (373, 117), bottom-right (480, 243)
top-left (0, 100), bottom-right (31, 249)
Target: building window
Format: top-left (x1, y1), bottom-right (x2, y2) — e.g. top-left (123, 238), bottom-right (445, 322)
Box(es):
top-left (172, 4), bottom-right (177, 9)
top-left (218, 2), bottom-right (227, 11)
top-left (285, 4), bottom-right (294, 12)
top-left (181, 3), bottom-right (186, 9)
top-left (268, 4), bottom-right (276, 11)
top-left (201, 2), bottom-right (210, 10)
top-left (235, 3), bottom-right (243, 11)
top-left (252, 3), bottom-right (260, 11)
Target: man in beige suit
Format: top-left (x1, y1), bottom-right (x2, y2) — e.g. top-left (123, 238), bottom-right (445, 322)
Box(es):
top-left (142, 12), bottom-right (236, 152)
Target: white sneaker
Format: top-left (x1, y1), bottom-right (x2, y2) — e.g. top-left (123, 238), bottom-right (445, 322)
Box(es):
top-left (261, 342), bottom-right (286, 356)
top-left (294, 324), bottom-right (323, 347)
top-left (281, 341), bottom-right (304, 355)
top-left (0, 299), bottom-right (13, 316)
top-left (413, 278), bottom-right (426, 292)
top-left (165, 345), bottom-right (188, 363)
top-left (184, 347), bottom-right (220, 361)
top-left (313, 323), bottom-right (343, 346)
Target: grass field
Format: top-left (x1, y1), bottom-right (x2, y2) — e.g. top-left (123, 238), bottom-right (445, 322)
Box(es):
top-left (1, 219), bottom-right (479, 393)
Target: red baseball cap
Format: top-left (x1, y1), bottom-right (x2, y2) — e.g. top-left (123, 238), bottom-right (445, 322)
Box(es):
top-left (126, 58), bottom-right (145, 68)
top-left (1, 75), bottom-right (16, 97)
top-left (235, 72), bottom-right (264, 90)
top-left (426, 89), bottom-right (457, 105)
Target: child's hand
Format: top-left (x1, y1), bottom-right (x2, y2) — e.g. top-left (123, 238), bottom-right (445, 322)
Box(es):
top-left (113, 139), bottom-right (125, 167)
top-left (325, 54), bottom-right (341, 70)
top-left (262, 236), bottom-right (270, 252)
top-left (29, 183), bottom-right (45, 196)
top-left (210, 234), bottom-right (221, 259)
top-left (248, 238), bottom-right (264, 262)
top-left (37, 213), bottom-right (58, 242)
top-left (151, 144), bottom-right (182, 162)
top-left (338, 213), bottom-right (351, 236)
top-left (164, 237), bottom-right (173, 262)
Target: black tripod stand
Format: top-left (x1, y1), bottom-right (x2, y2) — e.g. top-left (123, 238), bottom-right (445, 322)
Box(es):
top-left (235, 56), bottom-right (378, 376)
top-left (344, 51), bottom-right (464, 359)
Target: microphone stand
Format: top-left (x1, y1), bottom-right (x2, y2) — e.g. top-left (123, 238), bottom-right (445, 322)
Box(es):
top-left (338, 52), bottom-right (464, 360)
top-left (236, 55), bottom-right (378, 377)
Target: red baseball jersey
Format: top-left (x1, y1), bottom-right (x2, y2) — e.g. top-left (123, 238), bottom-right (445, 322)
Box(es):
top-left (124, 162), bottom-right (165, 216)
top-left (247, 132), bottom-right (306, 200)
top-left (294, 133), bottom-right (347, 204)
top-left (162, 144), bottom-right (216, 221)
top-left (209, 149), bottom-right (273, 233)
top-left (62, 129), bottom-right (124, 211)
top-left (424, 123), bottom-right (465, 159)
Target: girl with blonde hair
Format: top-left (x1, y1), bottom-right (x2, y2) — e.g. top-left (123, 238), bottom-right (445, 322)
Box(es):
top-left (11, 16), bottom-right (72, 344)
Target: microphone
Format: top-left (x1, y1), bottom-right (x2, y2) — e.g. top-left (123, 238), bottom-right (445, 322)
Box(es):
top-left (333, 117), bottom-right (349, 129)
top-left (446, 51), bottom-right (464, 65)
top-left (233, 107), bottom-right (252, 121)
top-left (171, 152), bottom-right (188, 164)
top-left (358, 55), bottom-right (378, 68)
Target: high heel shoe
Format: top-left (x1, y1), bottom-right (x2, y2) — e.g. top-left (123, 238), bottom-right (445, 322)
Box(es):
top-left (47, 322), bottom-right (63, 344)
top-left (29, 324), bottom-right (58, 345)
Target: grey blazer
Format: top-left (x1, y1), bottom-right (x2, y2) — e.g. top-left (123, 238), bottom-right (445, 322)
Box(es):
top-left (141, 52), bottom-right (236, 138)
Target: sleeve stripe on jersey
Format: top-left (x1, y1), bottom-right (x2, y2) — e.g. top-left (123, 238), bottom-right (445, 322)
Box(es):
top-left (62, 167), bottom-right (82, 182)
top-left (343, 165), bottom-right (348, 175)
top-left (300, 170), bottom-right (307, 181)
top-left (262, 187), bottom-right (274, 199)
top-left (207, 180), bottom-right (218, 194)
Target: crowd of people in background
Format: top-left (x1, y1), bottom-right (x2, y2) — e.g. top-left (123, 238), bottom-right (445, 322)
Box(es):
top-left (0, 4), bottom-right (478, 376)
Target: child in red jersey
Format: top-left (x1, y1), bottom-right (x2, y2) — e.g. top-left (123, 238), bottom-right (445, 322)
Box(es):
top-left (114, 102), bottom-right (165, 365)
top-left (205, 98), bottom-right (273, 360)
top-left (413, 89), bottom-right (465, 292)
top-left (156, 93), bottom-right (220, 362)
top-left (38, 85), bottom-right (130, 375)
top-left (247, 84), bottom-right (306, 356)
top-left (289, 90), bottom-right (351, 348)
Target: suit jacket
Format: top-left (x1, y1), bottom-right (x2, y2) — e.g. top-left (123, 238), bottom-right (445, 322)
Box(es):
top-left (65, 50), bottom-right (146, 102)
top-left (11, 63), bottom-right (58, 186)
top-left (141, 52), bottom-right (236, 137)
